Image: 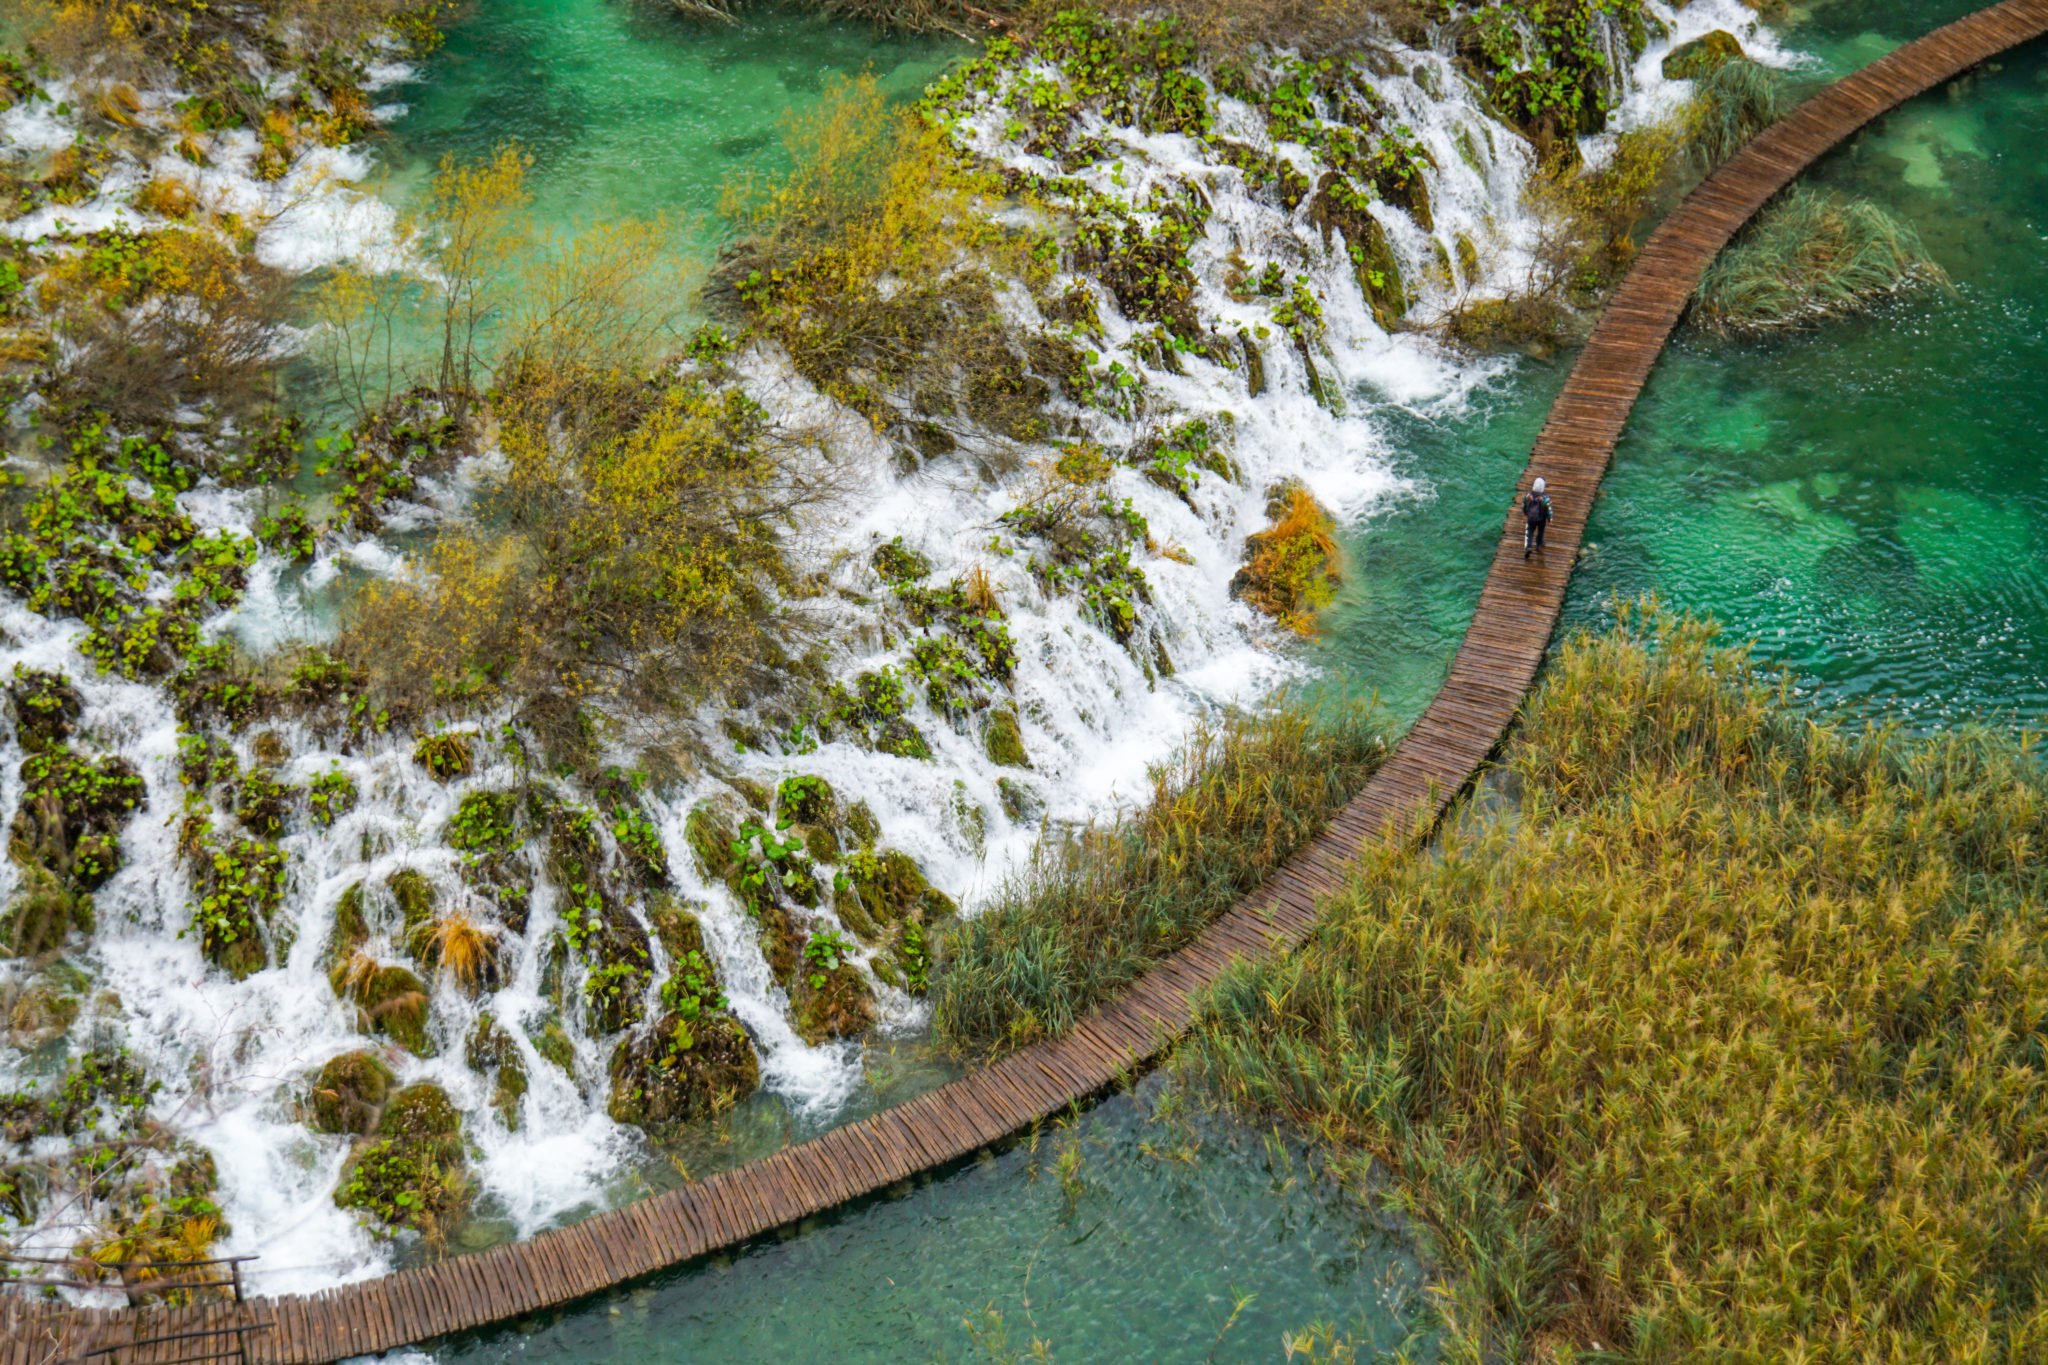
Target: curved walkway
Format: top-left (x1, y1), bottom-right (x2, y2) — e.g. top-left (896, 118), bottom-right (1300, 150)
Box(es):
top-left (11, 6), bottom-right (2048, 1360)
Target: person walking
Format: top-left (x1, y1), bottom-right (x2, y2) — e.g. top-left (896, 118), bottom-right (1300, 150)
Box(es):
top-left (1521, 477), bottom-right (1552, 559)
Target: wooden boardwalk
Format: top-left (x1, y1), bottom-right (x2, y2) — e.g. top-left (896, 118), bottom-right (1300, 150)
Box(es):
top-left (9, 5), bottom-right (2048, 1359)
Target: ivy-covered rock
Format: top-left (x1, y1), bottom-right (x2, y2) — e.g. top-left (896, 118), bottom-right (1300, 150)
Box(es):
top-left (1306, 172), bottom-right (1407, 332)
top-left (306, 1050), bottom-right (395, 1136)
top-left (6, 666), bottom-right (80, 751)
top-left (189, 833), bottom-right (286, 980)
top-left (791, 934), bottom-right (876, 1045)
top-left (606, 1012), bottom-right (759, 1130)
top-left (9, 746), bottom-right (145, 897)
top-left (333, 1082), bottom-right (467, 1236)
top-left (446, 788), bottom-right (531, 933)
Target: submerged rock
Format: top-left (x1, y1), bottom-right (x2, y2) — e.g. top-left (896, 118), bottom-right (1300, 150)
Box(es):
top-left (606, 1013), bottom-right (759, 1129)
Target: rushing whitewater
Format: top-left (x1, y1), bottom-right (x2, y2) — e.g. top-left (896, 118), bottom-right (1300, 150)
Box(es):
top-left (0, 0), bottom-right (1789, 1293)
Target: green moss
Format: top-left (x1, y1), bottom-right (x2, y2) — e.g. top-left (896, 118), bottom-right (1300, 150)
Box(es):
top-left (331, 960), bottom-right (435, 1057)
top-left (686, 803), bottom-right (737, 879)
top-left (802, 822), bottom-right (842, 865)
top-left (527, 1015), bottom-right (576, 1074)
top-left (324, 881), bottom-right (369, 970)
top-left (791, 960), bottom-right (876, 1045)
top-left (845, 800), bottom-right (881, 849)
top-left (984, 708), bottom-right (1030, 768)
top-left (306, 1050), bottom-right (394, 1136)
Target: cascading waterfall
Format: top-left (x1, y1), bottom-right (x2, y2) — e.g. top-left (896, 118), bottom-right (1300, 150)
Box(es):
top-left (0, 0), bottom-right (1789, 1295)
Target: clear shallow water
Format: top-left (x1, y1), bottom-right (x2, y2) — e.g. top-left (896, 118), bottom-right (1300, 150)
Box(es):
top-left (378, 0), bottom-right (964, 238)
top-left (1328, 9), bottom-right (2048, 731)
top-left (419, 1080), bottom-right (1427, 1365)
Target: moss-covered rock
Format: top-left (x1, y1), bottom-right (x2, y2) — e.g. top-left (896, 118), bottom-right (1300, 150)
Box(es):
top-left (606, 1012), bottom-right (759, 1130)
top-left (1307, 172), bottom-right (1406, 333)
top-left (983, 708), bottom-right (1030, 769)
top-left (848, 849), bottom-right (957, 937)
top-left (323, 882), bottom-right (369, 971)
top-left (791, 960), bottom-right (876, 1045)
top-left (527, 1014), bottom-right (576, 1075)
top-left (331, 959), bottom-right (435, 1057)
top-left (582, 909), bottom-right (654, 1035)
top-left (800, 823), bottom-right (841, 865)
top-left (1664, 29), bottom-right (1743, 81)
top-left (643, 894), bottom-right (699, 957)
top-left (465, 1013), bottom-right (528, 1130)
top-left (333, 1082), bottom-right (467, 1235)
top-left (685, 802), bottom-right (737, 879)
top-left (845, 800), bottom-right (881, 849)
top-left (306, 1050), bottom-right (395, 1136)
top-left (6, 667), bottom-right (80, 751)
top-left (0, 865), bottom-right (90, 959)
top-left (385, 867), bottom-right (436, 936)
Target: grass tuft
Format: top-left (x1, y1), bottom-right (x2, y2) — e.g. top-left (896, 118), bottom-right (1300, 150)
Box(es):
top-left (1696, 186), bottom-right (1946, 334)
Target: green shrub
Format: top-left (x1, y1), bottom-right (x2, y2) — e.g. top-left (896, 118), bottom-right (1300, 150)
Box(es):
top-left (1180, 605), bottom-right (2048, 1361)
top-left (933, 696), bottom-right (1386, 1054)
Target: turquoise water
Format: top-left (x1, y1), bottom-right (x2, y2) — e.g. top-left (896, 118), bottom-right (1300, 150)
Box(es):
top-left (1328, 13), bottom-right (2048, 731)
top-left (430, 1081), bottom-right (1428, 1364)
top-left (378, 0), bottom-right (963, 237)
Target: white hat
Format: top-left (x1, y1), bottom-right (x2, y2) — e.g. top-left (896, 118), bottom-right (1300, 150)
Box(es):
top-left (1532, 477), bottom-right (1546, 493)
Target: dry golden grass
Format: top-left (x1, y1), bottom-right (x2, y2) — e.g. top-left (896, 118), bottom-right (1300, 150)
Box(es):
top-left (1182, 603), bottom-right (2048, 1362)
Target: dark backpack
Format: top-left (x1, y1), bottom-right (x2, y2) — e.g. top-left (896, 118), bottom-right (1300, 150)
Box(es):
top-left (1523, 492), bottom-right (1551, 525)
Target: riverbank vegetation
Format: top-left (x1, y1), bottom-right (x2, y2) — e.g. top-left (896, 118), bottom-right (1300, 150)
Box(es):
top-left (1179, 605), bottom-right (2048, 1360)
top-left (934, 697), bottom-right (1386, 1054)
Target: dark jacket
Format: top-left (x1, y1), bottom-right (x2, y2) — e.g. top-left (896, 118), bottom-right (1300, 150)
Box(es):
top-left (1522, 491), bottom-right (1552, 526)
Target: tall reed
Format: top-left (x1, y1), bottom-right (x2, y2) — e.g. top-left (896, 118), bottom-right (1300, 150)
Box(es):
top-left (933, 697), bottom-right (1387, 1055)
top-left (1696, 186), bottom-right (1946, 333)
top-left (1181, 603), bottom-right (2048, 1361)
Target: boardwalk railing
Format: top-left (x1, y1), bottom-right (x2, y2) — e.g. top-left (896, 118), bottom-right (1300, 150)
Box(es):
top-left (8, 5), bottom-right (2048, 1359)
